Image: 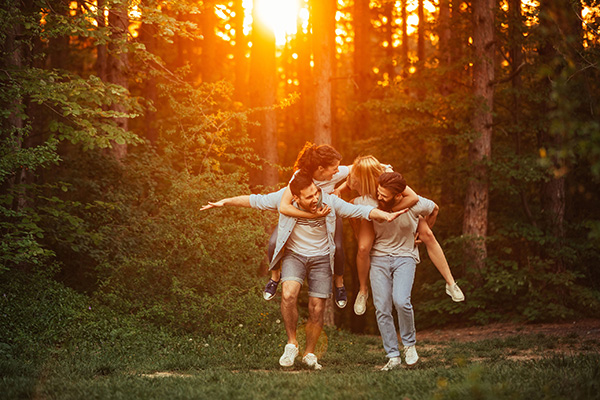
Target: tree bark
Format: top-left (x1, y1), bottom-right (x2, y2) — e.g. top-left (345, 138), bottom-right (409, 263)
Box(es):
top-left (248, 0), bottom-right (278, 188)
top-left (200, 2), bottom-right (219, 83)
top-left (417, 0), bottom-right (425, 68)
top-left (462, 0), bottom-right (494, 281)
top-left (107, 0), bottom-right (129, 160)
top-left (400, 0), bottom-right (409, 76)
top-left (233, 0), bottom-right (248, 103)
top-left (312, 0), bottom-right (336, 145)
top-left (353, 0), bottom-right (372, 142)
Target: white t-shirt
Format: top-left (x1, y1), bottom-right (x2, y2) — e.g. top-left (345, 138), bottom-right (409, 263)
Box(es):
top-left (291, 165), bottom-right (351, 195)
top-left (286, 217), bottom-right (329, 256)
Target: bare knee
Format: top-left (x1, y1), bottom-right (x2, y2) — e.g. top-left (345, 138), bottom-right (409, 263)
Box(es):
top-left (418, 227), bottom-right (436, 244)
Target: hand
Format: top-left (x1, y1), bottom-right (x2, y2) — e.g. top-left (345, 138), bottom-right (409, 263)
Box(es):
top-left (385, 207), bottom-right (409, 222)
top-left (200, 200), bottom-right (226, 211)
top-left (314, 204), bottom-right (331, 217)
top-left (414, 232), bottom-right (422, 245)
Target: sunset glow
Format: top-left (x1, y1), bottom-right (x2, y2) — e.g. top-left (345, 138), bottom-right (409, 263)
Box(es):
top-left (248, 0), bottom-right (302, 45)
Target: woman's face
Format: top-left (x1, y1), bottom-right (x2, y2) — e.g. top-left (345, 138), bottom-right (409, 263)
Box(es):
top-left (314, 160), bottom-right (340, 181)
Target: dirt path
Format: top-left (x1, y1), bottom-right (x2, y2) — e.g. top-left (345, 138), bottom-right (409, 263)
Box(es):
top-left (418, 318), bottom-right (600, 343)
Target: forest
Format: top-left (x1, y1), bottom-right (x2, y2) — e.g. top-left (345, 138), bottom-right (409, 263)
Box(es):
top-left (1, 0), bottom-right (600, 391)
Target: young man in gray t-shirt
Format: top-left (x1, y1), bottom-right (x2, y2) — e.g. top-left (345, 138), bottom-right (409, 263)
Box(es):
top-left (371, 172), bottom-right (437, 371)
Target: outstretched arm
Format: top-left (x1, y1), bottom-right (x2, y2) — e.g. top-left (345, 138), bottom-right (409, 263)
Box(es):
top-left (392, 185), bottom-right (419, 212)
top-left (368, 207), bottom-right (409, 222)
top-left (200, 195), bottom-right (251, 210)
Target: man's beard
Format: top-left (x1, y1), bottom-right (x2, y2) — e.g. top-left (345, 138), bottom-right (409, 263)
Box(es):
top-left (378, 199), bottom-right (395, 212)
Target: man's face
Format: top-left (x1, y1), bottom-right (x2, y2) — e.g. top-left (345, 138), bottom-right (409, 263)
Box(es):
top-left (314, 160), bottom-right (340, 182)
top-left (294, 183), bottom-right (321, 213)
top-left (377, 185), bottom-right (399, 211)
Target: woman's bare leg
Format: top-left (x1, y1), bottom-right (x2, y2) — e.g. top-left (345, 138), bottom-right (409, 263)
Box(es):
top-left (417, 218), bottom-right (455, 285)
top-left (356, 220), bottom-right (375, 295)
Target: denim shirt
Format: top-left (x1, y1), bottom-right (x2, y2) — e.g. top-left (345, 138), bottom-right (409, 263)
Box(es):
top-left (249, 188), bottom-right (375, 273)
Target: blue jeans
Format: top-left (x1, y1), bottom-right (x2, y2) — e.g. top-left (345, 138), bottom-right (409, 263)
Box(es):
top-left (370, 256), bottom-right (416, 358)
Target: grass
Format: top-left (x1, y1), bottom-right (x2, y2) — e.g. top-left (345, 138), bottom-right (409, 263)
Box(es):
top-left (3, 324), bottom-right (600, 400)
top-left (2, 274), bottom-right (599, 400)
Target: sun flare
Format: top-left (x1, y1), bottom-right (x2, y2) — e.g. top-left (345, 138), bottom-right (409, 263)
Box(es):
top-left (245, 0), bottom-right (302, 45)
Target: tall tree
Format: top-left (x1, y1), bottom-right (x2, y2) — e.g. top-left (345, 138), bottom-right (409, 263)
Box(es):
top-left (248, 0), bottom-right (278, 188)
top-left (353, 0), bottom-right (372, 142)
top-left (537, 0), bottom-right (584, 271)
top-left (400, 0), bottom-right (409, 75)
top-left (107, 0), bottom-right (130, 160)
top-left (232, 0), bottom-right (248, 103)
top-left (312, 0), bottom-right (336, 145)
top-left (200, 2), bottom-right (218, 83)
top-left (462, 0), bottom-right (495, 281)
top-left (417, 0), bottom-right (425, 68)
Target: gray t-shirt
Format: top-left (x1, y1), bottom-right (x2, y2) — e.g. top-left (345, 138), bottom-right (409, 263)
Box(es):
top-left (367, 195), bottom-right (436, 262)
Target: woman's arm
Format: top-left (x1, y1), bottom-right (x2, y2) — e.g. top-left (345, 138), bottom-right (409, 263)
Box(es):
top-left (279, 185), bottom-right (330, 218)
top-left (391, 185), bottom-right (419, 212)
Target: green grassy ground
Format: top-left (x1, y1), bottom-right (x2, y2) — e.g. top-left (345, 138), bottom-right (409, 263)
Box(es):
top-left (3, 325), bottom-right (599, 400)
top-left (2, 275), bottom-right (599, 399)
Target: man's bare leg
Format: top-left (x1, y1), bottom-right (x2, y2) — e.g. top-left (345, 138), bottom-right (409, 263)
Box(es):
top-left (304, 296), bottom-right (326, 355)
top-left (281, 280), bottom-right (301, 345)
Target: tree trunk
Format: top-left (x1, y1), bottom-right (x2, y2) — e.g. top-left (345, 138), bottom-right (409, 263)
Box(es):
top-left (139, 8), bottom-right (158, 145)
top-left (233, 0), bottom-right (248, 103)
top-left (400, 0), bottom-right (409, 76)
top-left (2, 1), bottom-right (25, 206)
top-left (384, 1), bottom-right (395, 80)
top-left (417, 0), bottom-right (425, 68)
top-left (107, 0), bottom-right (129, 160)
top-left (312, 0), bottom-right (335, 145)
top-left (96, 0), bottom-right (108, 81)
top-left (439, 0), bottom-right (458, 207)
top-left (353, 0), bottom-right (372, 142)
top-left (248, 0), bottom-right (278, 188)
top-left (537, 0), bottom-right (583, 271)
top-left (200, 2), bottom-right (219, 83)
top-left (462, 0), bottom-right (494, 281)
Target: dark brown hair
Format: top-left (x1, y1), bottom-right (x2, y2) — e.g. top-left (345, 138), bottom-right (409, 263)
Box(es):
top-left (293, 142), bottom-right (342, 176)
top-left (378, 172), bottom-right (407, 196)
top-left (290, 171), bottom-right (315, 197)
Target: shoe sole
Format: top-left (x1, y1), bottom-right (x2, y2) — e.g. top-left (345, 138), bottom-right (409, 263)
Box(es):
top-left (263, 293), bottom-right (275, 300)
top-left (446, 291), bottom-right (465, 302)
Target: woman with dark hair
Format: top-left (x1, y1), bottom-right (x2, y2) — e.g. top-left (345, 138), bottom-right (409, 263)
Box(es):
top-left (263, 142), bottom-right (352, 308)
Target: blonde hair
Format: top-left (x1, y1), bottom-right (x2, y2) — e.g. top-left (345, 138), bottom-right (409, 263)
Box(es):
top-left (350, 155), bottom-right (385, 199)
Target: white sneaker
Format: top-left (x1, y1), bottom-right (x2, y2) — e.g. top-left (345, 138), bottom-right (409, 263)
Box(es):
top-left (446, 283), bottom-right (465, 302)
top-left (354, 291), bottom-right (368, 315)
top-left (381, 356), bottom-right (401, 371)
top-left (404, 345), bottom-right (419, 366)
top-left (279, 343), bottom-right (299, 367)
top-left (302, 353), bottom-right (322, 370)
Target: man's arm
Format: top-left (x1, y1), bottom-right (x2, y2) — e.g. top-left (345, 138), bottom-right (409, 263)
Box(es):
top-left (200, 195), bottom-right (251, 210)
top-left (329, 194), bottom-right (408, 222)
top-left (391, 185), bottom-right (419, 212)
top-left (369, 207), bottom-right (409, 222)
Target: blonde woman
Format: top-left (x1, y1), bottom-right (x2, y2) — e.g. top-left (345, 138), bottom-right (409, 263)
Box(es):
top-left (347, 156), bottom-right (464, 315)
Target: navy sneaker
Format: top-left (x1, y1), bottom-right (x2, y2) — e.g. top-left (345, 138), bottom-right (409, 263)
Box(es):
top-left (263, 279), bottom-right (279, 300)
top-left (334, 285), bottom-right (347, 308)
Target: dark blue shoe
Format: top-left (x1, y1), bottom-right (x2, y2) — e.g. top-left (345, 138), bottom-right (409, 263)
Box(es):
top-left (263, 279), bottom-right (279, 300)
top-left (334, 285), bottom-right (347, 308)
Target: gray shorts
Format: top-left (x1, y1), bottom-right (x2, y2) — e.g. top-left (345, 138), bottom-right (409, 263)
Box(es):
top-left (281, 250), bottom-right (332, 299)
